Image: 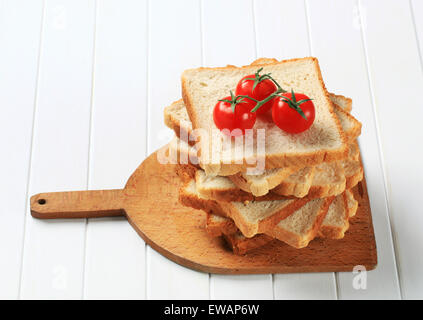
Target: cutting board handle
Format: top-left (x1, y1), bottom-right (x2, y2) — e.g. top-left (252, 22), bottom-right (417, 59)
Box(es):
top-left (30, 189), bottom-right (125, 219)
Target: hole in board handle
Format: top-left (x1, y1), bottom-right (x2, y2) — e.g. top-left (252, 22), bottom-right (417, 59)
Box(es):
top-left (38, 199), bottom-right (46, 205)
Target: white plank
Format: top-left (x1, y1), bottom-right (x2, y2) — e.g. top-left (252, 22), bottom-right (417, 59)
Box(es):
top-left (19, 0), bottom-right (96, 299)
top-left (201, 0), bottom-right (273, 299)
top-left (255, 0), bottom-right (337, 300)
top-left (274, 273), bottom-right (336, 300)
top-left (306, 0), bottom-right (401, 299)
top-left (412, 0), bottom-right (423, 52)
top-left (0, 0), bottom-right (44, 299)
top-left (254, 0), bottom-right (310, 60)
top-left (358, 0), bottom-right (423, 299)
top-left (82, 0), bottom-right (147, 299)
top-left (147, 249), bottom-right (209, 300)
top-left (210, 275), bottom-right (273, 300)
top-left (146, 0), bottom-right (209, 299)
top-left (148, 0), bottom-right (203, 153)
top-left (202, 0), bottom-right (256, 68)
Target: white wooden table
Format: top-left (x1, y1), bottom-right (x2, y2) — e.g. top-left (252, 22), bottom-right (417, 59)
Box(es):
top-left (1, 0), bottom-right (422, 300)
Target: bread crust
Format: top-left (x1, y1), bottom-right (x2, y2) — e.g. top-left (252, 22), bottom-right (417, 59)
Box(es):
top-left (346, 189), bottom-right (359, 217)
top-left (178, 184), bottom-right (227, 218)
top-left (227, 166), bottom-right (298, 197)
top-left (164, 100), bottom-right (192, 143)
top-left (345, 162), bottom-right (364, 189)
top-left (329, 93), bottom-right (353, 112)
top-left (205, 214), bottom-right (274, 254)
top-left (318, 192), bottom-right (350, 239)
top-left (197, 183), bottom-right (290, 202)
top-left (178, 163), bottom-right (292, 201)
top-left (176, 145), bottom-right (363, 203)
top-left (217, 197), bottom-right (309, 238)
top-left (204, 191), bottom-right (356, 253)
top-left (334, 104), bottom-right (362, 142)
top-left (205, 214), bottom-right (238, 237)
top-left (181, 57), bottom-right (349, 176)
top-left (271, 167), bottom-right (315, 198)
top-left (266, 197), bottom-right (334, 248)
top-left (179, 179), bottom-right (310, 238)
top-left (222, 233), bottom-right (274, 255)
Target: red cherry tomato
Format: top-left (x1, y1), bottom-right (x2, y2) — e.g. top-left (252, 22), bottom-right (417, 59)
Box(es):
top-left (272, 92), bottom-right (315, 134)
top-left (213, 97), bottom-right (256, 136)
top-left (235, 74), bottom-right (277, 115)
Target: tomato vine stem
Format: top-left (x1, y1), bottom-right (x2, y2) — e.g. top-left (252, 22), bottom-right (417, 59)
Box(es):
top-left (221, 68), bottom-right (311, 119)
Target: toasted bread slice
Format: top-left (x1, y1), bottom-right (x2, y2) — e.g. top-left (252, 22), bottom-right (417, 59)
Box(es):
top-left (222, 232), bottom-right (274, 255)
top-left (318, 192), bottom-right (349, 239)
top-left (271, 166), bottom-right (315, 198)
top-left (306, 161), bottom-right (346, 198)
top-left (333, 105), bottom-right (361, 142)
top-left (187, 185), bottom-right (334, 249)
top-left (265, 197), bottom-right (334, 248)
top-left (178, 179), bottom-right (227, 217)
top-left (179, 179), bottom-right (308, 238)
top-left (205, 214), bottom-right (239, 237)
top-left (169, 136), bottom-right (359, 200)
top-left (173, 138), bottom-right (363, 201)
top-left (346, 189), bottom-right (358, 218)
top-left (181, 57), bottom-right (348, 175)
top-left (206, 190), bottom-right (356, 254)
top-left (329, 93), bottom-right (352, 113)
top-left (250, 57), bottom-right (279, 66)
top-left (343, 158), bottom-right (364, 189)
top-left (195, 169), bottom-right (288, 202)
top-left (206, 214), bottom-right (274, 254)
top-left (272, 141), bottom-right (361, 198)
top-left (165, 94), bottom-right (358, 147)
top-left (206, 192), bottom-right (356, 239)
top-left (227, 166), bottom-right (297, 197)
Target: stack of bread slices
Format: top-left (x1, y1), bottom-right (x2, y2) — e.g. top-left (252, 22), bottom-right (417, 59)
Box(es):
top-left (163, 57), bottom-right (363, 255)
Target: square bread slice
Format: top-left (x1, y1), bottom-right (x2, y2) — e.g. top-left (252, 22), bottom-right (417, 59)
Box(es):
top-left (181, 57), bottom-right (348, 175)
top-left (164, 93), bottom-right (358, 147)
top-left (179, 178), bottom-right (309, 238)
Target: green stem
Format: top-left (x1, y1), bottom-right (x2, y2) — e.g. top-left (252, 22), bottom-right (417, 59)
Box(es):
top-left (250, 89), bottom-right (283, 113)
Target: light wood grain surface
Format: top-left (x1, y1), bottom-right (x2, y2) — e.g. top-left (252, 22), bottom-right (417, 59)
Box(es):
top-left (0, 0), bottom-right (421, 299)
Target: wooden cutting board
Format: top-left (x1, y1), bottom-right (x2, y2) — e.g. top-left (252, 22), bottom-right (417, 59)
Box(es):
top-left (30, 145), bottom-right (377, 274)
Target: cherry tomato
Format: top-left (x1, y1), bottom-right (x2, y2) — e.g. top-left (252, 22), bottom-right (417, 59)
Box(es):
top-left (213, 97), bottom-right (256, 136)
top-left (272, 92), bottom-right (315, 134)
top-left (235, 74), bottom-right (277, 115)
